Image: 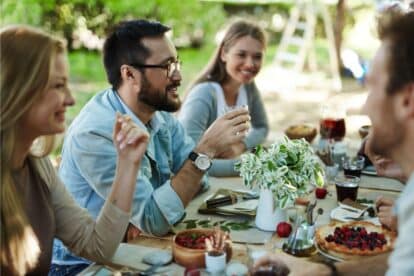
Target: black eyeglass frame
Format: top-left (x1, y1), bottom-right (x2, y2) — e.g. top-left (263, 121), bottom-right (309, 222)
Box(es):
top-left (129, 59), bottom-right (181, 78)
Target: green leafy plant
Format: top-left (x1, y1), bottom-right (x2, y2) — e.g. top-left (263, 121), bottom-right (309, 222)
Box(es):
top-left (235, 136), bottom-right (324, 208)
top-left (182, 219), bottom-right (253, 232)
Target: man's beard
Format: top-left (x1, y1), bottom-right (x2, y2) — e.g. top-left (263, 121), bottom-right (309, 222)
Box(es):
top-left (138, 75), bottom-right (181, 112)
top-left (369, 120), bottom-right (403, 159)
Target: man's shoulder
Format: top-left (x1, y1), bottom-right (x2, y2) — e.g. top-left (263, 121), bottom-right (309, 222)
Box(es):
top-left (80, 88), bottom-right (117, 115)
top-left (68, 89), bottom-right (118, 133)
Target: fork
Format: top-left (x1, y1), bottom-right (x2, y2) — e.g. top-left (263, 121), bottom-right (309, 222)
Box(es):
top-left (343, 216), bottom-right (366, 221)
top-left (343, 206), bottom-right (376, 221)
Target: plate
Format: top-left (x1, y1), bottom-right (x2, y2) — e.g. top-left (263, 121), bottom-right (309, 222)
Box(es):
top-left (362, 165), bottom-right (377, 176)
top-left (330, 206), bottom-right (380, 225)
top-left (315, 243), bottom-right (344, 262)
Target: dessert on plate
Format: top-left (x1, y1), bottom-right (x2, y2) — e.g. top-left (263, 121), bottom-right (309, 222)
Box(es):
top-left (315, 221), bottom-right (396, 261)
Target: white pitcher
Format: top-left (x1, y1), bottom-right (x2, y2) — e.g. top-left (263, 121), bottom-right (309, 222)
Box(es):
top-left (255, 189), bottom-right (287, 231)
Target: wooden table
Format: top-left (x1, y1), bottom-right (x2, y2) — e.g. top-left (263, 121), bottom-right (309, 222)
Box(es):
top-left (81, 174), bottom-right (403, 275)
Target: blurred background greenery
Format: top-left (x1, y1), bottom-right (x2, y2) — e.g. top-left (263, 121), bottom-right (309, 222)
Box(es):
top-left (1, 0), bottom-right (377, 126)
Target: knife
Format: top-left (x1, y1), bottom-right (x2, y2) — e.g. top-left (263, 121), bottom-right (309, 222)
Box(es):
top-left (206, 193), bottom-right (258, 208)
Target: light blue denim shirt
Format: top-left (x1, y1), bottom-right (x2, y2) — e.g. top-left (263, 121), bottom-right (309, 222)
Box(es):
top-left (52, 88), bottom-right (207, 266)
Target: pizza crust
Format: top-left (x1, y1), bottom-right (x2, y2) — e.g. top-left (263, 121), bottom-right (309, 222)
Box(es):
top-left (315, 221), bottom-right (396, 261)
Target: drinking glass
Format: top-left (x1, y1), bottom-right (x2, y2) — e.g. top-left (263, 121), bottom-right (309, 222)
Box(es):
top-left (342, 155), bottom-right (365, 177)
top-left (224, 105), bottom-right (250, 135)
top-left (325, 163), bottom-right (339, 185)
top-left (334, 175), bottom-right (360, 202)
top-left (319, 104), bottom-right (346, 141)
top-left (205, 252), bottom-right (226, 274)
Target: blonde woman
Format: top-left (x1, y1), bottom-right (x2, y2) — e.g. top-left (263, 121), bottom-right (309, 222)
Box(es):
top-left (0, 26), bottom-right (148, 275)
top-left (178, 20), bottom-right (269, 176)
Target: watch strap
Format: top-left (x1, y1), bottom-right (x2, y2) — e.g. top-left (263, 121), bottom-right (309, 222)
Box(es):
top-left (188, 151), bottom-right (199, 162)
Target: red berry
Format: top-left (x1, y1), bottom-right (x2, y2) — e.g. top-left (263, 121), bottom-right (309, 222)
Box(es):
top-left (315, 188), bottom-right (328, 199)
top-left (276, 222), bottom-right (292, 237)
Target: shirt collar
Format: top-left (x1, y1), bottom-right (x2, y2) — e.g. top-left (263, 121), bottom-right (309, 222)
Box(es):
top-left (111, 89), bottom-right (166, 134)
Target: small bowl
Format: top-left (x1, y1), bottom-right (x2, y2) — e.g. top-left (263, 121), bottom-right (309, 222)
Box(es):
top-left (172, 228), bottom-right (232, 269)
top-left (358, 125), bottom-right (371, 139)
top-left (285, 124), bottom-right (317, 143)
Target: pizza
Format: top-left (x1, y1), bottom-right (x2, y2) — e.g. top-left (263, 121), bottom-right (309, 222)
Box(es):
top-left (315, 221), bottom-right (396, 261)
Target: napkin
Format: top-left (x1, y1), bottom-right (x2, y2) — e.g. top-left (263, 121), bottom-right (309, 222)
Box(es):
top-left (339, 199), bottom-right (370, 215)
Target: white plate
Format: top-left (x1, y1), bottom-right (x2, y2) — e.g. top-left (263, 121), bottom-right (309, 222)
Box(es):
top-left (330, 206), bottom-right (380, 225)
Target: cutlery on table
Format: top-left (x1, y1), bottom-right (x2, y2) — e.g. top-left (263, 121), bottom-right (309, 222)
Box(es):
top-left (206, 193), bottom-right (258, 208)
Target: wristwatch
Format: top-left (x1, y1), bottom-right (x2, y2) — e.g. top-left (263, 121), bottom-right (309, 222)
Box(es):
top-left (188, 151), bottom-right (212, 172)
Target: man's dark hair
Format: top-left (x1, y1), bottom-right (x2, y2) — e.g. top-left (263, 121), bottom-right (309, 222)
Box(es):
top-left (103, 20), bottom-right (170, 89)
top-left (377, 4), bottom-right (414, 94)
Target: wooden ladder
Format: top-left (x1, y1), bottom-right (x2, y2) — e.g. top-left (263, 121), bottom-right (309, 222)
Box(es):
top-left (274, 0), bottom-right (342, 91)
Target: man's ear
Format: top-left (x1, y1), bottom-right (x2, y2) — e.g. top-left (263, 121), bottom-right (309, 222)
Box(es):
top-left (394, 82), bottom-right (414, 120)
top-left (120, 65), bottom-right (141, 91)
top-left (220, 47), bottom-right (227, 63)
top-left (397, 82), bottom-right (414, 119)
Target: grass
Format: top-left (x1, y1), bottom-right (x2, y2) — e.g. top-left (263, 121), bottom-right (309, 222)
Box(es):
top-left (68, 50), bottom-right (107, 84)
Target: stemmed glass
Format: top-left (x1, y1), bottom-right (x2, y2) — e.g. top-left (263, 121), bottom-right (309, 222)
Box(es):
top-left (319, 104), bottom-right (346, 142)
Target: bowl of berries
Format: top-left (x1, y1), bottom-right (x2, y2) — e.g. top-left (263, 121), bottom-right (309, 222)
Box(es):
top-left (172, 228), bottom-right (232, 268)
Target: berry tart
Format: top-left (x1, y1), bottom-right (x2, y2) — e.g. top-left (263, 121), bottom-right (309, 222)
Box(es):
top-left (315, 221), bottom-right (396, 261)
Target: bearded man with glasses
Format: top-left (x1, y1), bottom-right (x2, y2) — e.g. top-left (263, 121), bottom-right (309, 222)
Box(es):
top-left (50, 20), bottom-right (250, 275)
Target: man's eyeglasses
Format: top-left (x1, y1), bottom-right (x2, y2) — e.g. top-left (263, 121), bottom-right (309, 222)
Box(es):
top-left (129, 59), bottom-right (181, 78)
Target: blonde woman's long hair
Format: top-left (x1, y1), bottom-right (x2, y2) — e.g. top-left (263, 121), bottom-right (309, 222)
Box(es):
top-left (185, 19), bottom-right (266, 96)
top-left (0, 25), bottom-right (65, 275)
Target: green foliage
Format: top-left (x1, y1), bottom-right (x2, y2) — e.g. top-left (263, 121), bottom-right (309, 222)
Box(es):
top-left (182, 219), bottom-right (253, 232)
top-left (1, 0), bottom-right (45, 26)
top-left (1, 0), bottom-right (226, 50)
top-left (236, 137), bottom-right (324, 208)
top-left (68, 50), bottom-right (106, 83)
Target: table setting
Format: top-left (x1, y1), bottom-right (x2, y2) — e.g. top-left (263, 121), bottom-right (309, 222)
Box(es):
top-left (80, 127), bottom-right (402, 275)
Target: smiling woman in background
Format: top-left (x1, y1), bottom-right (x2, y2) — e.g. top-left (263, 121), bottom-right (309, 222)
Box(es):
top-left (178, 20), bottom-right (269, 177)
top-left (0, 26), bottom-right (148, 275)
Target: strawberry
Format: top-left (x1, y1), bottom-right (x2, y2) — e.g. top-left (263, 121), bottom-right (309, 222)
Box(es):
top-left (315, 187), bottom-right (328, 199)
top-left (276, 222), bottom-right (292, 237)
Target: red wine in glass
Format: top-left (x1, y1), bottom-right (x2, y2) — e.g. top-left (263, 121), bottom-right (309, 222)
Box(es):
top-left (320, 118), bottom-right (346, 141)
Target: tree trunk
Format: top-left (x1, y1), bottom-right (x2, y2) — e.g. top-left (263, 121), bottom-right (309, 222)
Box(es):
top-left (334, 0), bottom-right (346, 70)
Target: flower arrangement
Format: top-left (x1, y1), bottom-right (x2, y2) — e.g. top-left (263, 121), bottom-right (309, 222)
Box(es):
top-left (235, 137), bottom-right (324, 208)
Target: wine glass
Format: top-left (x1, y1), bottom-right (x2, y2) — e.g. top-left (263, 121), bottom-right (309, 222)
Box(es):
top-left (319, 104), bottom-right (346, 141)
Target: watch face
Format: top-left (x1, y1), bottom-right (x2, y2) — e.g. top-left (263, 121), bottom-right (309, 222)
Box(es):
top-left (196, 155), bottom-right (211, 171)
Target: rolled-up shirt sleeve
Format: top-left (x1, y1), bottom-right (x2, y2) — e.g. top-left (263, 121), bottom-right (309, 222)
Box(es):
top-left (69, 125), bottom-right (184, 236)
top-left (143, 181), bottom-right (185, 229)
